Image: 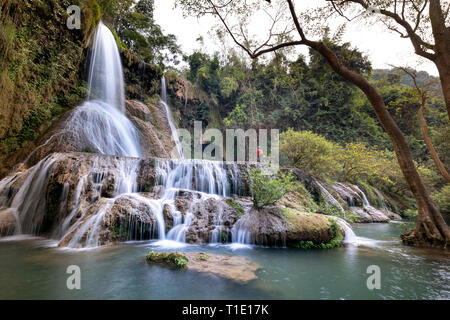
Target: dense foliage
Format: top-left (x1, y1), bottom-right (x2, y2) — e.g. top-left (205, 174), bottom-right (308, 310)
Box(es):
top-left (173, 42), bottom-right (448, 214)
top-left (246, 168), bottom-right (293, 209)
top-left (98, 0), bottom-right (180, 65)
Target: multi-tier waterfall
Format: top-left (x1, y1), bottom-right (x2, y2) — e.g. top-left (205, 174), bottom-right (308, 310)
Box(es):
top-left (0, 21), bottom-right (245, 248)
top-left (0, 21), bottom-right (358, 249)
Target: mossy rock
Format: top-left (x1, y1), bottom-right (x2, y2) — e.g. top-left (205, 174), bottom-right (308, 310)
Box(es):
top-left (145, 251), bottom-right (260, 284)
top-left (146, 251), bottom-right (188, 269)
top-left (282, 208), bottom-right (343, 248)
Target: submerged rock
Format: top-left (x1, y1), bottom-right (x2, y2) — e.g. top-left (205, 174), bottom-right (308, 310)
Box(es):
top-left (146, 251), bottom-right (260, 284)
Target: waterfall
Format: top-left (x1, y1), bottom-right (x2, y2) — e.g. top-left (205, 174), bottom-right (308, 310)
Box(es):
top-left (0, 21), bottom-right (249, 248)
top-left (64, 21), bottom-right (142, 158)
top-left (153, 159), bottom-right (230, 245)
top-left (373, 187), bottom-right (388, 211)
top-left (231, 217), bottom-right (252, 246)
top-left (160, 76), bottom-right (184, 159)
top-left (87, 22), bottom-right (125, 110)
top-left (328, 216), bottom-right (357, 243)
top-left (316, 181), bottom-right (345, 213)
top-left (0, 154), bottom-right (61, 235)
top-left (156, 159), bottom-right (231, 197)
top-left (353, 185), bottom-right (370, 207)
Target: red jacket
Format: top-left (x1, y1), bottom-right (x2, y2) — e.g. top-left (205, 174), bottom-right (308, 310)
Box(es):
top-left (257, 148), bottom-right (263, 156)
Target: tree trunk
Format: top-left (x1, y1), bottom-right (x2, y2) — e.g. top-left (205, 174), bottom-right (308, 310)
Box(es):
top-left (418, 100), bottom-right (450, 183)
top-left (306, 40), bottom-right (450, 249)
top-left (435, 58), bottom-right (450, 120)
top-left (429, 0), bottom-right (450, 120)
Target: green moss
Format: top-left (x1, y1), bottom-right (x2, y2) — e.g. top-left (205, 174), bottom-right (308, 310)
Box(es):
top-left (107, 182), bottom-right (115, 191)
top-left (282, 208), bottom-right (328, 232)
top-left (0, 0), bottom-right (96, 157)
top-left (226, 198), bottom-right (244, 221)
top-left (92, 1), bottom-right (101, 29)
top-left (82, 146), bottom-right (95, 153)
top-left (294, 241), bottom-right (315, 249)
top-left (320, 219), bottom-right (344, 249)
top-left (42, 182), bottom-right (64, 233)
top-left (284, 210), bottom-right (343, 249)
top-left (143, 183), bottom-right (152, 193)
top-left (146, 251), bottom-right (188, 269)
top-left (291, 182), bottom-right (319, 212)
top-left (291, 219), bottom-right (343, 249)
top-left (109, 26), bottom-right (128, 51)
top-left (221, 230), bottom-right (228, 243)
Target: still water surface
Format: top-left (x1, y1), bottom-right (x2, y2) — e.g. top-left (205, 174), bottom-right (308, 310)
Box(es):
top-left (0, 222), bottom-right (449, 299)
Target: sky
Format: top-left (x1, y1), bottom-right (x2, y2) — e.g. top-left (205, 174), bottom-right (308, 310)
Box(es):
top-left (154, 0), bottom-right (438, 76)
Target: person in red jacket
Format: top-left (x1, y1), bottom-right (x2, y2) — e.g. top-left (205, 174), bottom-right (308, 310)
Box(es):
top-left (257, 146), bottom-right (263, 162)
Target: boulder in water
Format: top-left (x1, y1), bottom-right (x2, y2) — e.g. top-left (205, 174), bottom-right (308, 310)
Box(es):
top-left (146, 251), bottom-right (260, 284)
top-left (232, 205), bottom-right (342, 247)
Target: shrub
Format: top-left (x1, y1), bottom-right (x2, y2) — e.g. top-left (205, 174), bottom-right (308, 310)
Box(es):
top-left (246, 168), bottom-right (293, 209)
top-left (280, 129), bottom-right (339, 177)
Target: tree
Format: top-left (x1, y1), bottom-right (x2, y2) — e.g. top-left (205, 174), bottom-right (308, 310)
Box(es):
top-left (99, 0), bottom-right (180, 65)
top-left (398, 67), bottom-right (450, 183)
top-left (337, 142), bottom-right (394, 182)
top-left (177, 0), bottom-right (450, 248)
top-left (280, 129), bottom-right (340, 177)
top-left (325, 0), bottom-right (450, 120)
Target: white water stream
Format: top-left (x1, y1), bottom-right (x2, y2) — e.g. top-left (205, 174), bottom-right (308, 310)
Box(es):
top-left (0, 22), bottom-right (361, 249)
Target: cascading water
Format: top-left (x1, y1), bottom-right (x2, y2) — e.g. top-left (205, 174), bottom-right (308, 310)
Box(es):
top-left (373, 187), bottom-right (388, 211)
top-left (152, 159), bottom-right (231, 246)
top-left (0, 22), bottom-right (360, 250)
top-left (327, 216), bottom-right (357, 243)
top-left (230, 215), bottom-right (252, 249)
top-left (316, 181), bottom-right (345, 213)
top-left (0, 21), bottom-right (246, 248)
top-left (160, 76), bottom-right (184, 159)
top-left (64, 21), bottom-right (142, 158)
top-left (353, 185), bottom-right (370, 208)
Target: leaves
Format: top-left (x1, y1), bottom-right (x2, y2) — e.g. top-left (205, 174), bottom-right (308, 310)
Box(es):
top-left (246, 168), bottom-right (293, 209)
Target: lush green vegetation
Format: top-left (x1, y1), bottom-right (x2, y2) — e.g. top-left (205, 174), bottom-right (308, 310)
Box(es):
top-left (98, 0), bottom-right (180, 65)
top-left (1, 0), bottom-right (447, 218)
top-left (246, 168), bottom-right (294, 209)
top-left (0, 0), bottom-right (98, 157)
top-left (170, 44), bottom-right (448, 215)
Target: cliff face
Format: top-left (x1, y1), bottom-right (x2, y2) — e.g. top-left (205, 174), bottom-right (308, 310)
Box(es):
top-left (0, 0), bottom-right (100, 175)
